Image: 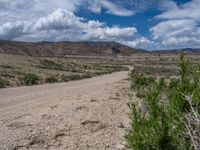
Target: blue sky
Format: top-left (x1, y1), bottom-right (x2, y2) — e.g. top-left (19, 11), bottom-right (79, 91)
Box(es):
top-left (0, 0), bottom-right (199, 50)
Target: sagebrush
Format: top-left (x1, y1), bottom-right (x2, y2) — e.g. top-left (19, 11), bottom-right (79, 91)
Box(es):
top-left (126, 52), bottom-right (200, 150)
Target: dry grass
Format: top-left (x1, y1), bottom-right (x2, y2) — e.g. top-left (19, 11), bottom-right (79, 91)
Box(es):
top-left (0, 54), bottom-right (128, 88)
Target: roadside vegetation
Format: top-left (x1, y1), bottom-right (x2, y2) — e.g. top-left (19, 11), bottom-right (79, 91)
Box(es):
top-left (0, 54), bottom-right (128, 88)
top-left (23, 73), bottom-right (40, 85)
top-left (0, 78), bottom-right (9, 88)
top-left (126, 53), bottom-right (200, 150)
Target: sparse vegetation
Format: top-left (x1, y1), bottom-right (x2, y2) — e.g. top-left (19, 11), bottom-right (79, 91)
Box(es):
top-left (38, 59), bottom-right (70, 71)
top-left (133, 65), bottom-right (179, 76)
top-left (0, 65), bottom-right (14, 69)
top-left (45, 76), bottom-right (59, 83)
top-left (0, 54), bottom-right (129, 88)
top-left (67, 74), bottom-right (82, 81)
top-left (126, 53), bottom-right (200, 150)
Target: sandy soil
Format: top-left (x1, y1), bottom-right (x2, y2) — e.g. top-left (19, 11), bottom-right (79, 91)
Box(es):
top-left (0, 70), bottom-right (131, 150)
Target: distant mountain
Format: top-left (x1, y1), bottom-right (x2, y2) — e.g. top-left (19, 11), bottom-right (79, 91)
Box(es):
top-left (0, 40), bottom-right (146, 57)
top-left (0, 40), bottom-right (199, 57)
top-left (152, 48), bottom-right (200, 54)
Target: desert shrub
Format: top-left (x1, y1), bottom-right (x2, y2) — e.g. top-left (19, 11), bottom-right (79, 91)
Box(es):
top-left (68, 74), bottom-right (82, 80)
top-left (45, 76), bottom-right (59, 83)
top-left (135, 92), bottom-right (145, 98)
top-left (126, 80), bottom-right (177, 149)
top-left (126, 52), bottom-right (200, 150)
top-left (40, 59), bottom-right (58, 67)
top-left (0, 65), bottom-right (14, 69)
top-left (93, 71), bottom-right (105, 76)
top-left (158, 77), bottom-right (166, 89)
top-left (133, 66), bottom-right (179, 76)
top-left (95, 65), bottom-right (129, 75)
top-left (23, 73), bottom-right (40, 85)
top-left (0, 79), bottom-right (9, 88)
top-left (112, 65), bottom-right (129, 71)
top-left (0, 72), bottom-right (15, 78)
top-left (39, 59), bottom-right (69, 71)
top-left (131, 72), bottom-right (155, 90)
top-left (103, 65), bottom-right (129, 72)
top-left (60, 73), bottom-right (92, 82)
top-left (169, 78), bottom-right (180, 89)
top-left (60, 74), bottom-right (69, 82)
top-left (82, 73), bottom-right (92, 79)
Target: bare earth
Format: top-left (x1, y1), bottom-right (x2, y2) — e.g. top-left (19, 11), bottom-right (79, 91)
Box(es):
top-left (0, 71), bottom-right (131, 150)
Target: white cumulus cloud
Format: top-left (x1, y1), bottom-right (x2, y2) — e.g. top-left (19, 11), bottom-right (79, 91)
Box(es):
top-left (0, 8), bottom-right (149, 48)
top-left (0, 0), bottom-right (159, 49)
top-left (157, 0), bottom-right (200, 20)
top-left (0, 21), bottom-right (28, 39)
top-left (122, 37), bottom-right (152, 48)
top-left (150, 19), bottom-right (197, 40)
top-left (88, 0), bottom-right (135, 16)
top-left (150, 0), bottom-right (200, 48)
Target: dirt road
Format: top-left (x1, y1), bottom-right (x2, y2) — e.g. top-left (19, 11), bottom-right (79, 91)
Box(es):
top-left (0, 71), bottom-right (131, 150)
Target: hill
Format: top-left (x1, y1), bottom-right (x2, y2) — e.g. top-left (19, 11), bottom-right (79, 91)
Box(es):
top-left (0, 40), bottom-right (146, 57)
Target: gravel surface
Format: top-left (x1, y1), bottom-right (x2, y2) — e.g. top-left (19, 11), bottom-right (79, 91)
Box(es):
top-left (0, 71), bottom-right (131, 150)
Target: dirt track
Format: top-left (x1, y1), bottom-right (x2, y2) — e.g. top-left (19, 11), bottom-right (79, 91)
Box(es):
top-left (0, 71), bottom-right (131, 150)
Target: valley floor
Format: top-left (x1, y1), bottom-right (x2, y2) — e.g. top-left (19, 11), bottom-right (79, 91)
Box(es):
top-left (0, 70), bottom-right (130, 150)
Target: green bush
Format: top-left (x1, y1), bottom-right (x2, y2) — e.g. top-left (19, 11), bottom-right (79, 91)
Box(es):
top-left (0, 79), bottom-right (9, 88)
top-left (23, 74), bottom-right (40, 85)
top-left (169, 78), bottom-right (179, 89)
top-left (131, 72), bottom-right (155, 90)
top-left (126, 52), bottom-right (200, 150)
top-left (158, 77), bottom-right (166, 89)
